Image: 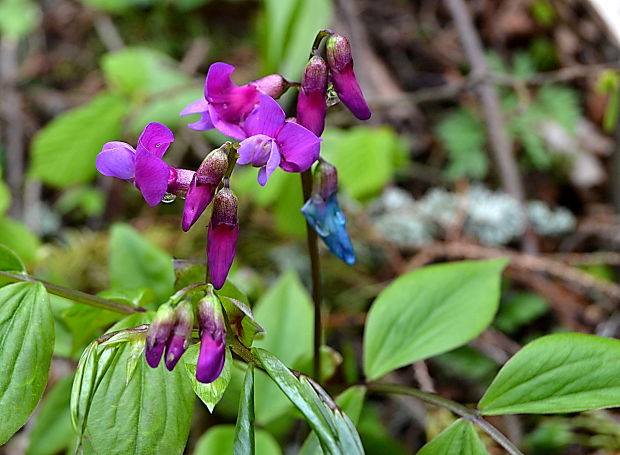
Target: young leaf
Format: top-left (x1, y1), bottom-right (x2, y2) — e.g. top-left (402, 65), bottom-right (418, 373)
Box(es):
top-left (364, 259), bottom-right (507, 380)
top-left (0, 217), bottom-right (40, 263)
top-left (194, 425), bottom-right (281, 455)
top-left (0, 244), bottom-right (25, 273)
top-left (234, 364), bottom-right (255, 455)
top-left (417, 419), bottom-right (489, 455)
top-left (479, 333), bottom-right (620, 415)
top-left (0, 282), bottom-right (54, 444)
top-left (253, 348), bottom-right (364, 455)
top-left (183, 343), bottom-right (232, 412)
top-left (29, 93), bottom-right (127, 187)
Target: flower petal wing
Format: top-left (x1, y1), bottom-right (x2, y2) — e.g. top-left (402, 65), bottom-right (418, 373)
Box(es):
top-left (134, 149), bottom-right (171, 206)
top-left (277, 121), bottom-right (321, 172)
top-left (137, 122), bottom-right (175, 158)
top-left (180, 98), bottom-right (209, 116)
top-left (243, 94), bottom-right (285, 137)
top-left (96, 141), bottom-right (136, 179)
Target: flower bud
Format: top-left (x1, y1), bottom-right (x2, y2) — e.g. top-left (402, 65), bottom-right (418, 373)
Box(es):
top-left (301, 160), bottom-right (355, 265)
top-left (167, 168), bottom-right (195, 197)
top-left (297, 56), bottom-right (328, 136)
top-left (182, 147), bottom-right (229, 232)
top-left (195, 286), bottom-right (227, 383)
top-left (207, 187), bottom-right (239, 290)
top-left (326, 34), bottom-right (371, 121)
top-left (164, 301), bottom-right (194, 371)
top-left (145, 302), bottom-right (175, 368)
top-left (251, 74), bottom-right (291, 99)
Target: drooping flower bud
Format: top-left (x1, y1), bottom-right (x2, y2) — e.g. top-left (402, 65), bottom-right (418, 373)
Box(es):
top-left (164, 301), bottom-right (194, 371)
top-left (297, 56), bottom-right (328, 136)
top-left (326, 34), bottom-right (371, 121)
top-left (207, 187), bottom-right (239, 290)
top-left (145, 302), bottom-right (175, 368)
top-left (182, 147), bottom-right (229, 231)
top-left (195, 286), bottom-right (227, 383)
top-left (301, 160), bottom-right (356, 265)
top-left (251, 74), bottom-right (291, 99)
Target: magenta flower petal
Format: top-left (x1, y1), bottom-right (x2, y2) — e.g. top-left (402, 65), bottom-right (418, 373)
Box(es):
top-left (188, 112), bottom-right (214, 131)
top-left (96, 141), bottom-right (136, 179)
top-left (196, 332), bottom-right (226, 383)
top-left (208, 104), bottom-right (247, 140)
top-left (134, 149), bottom-right (171, 206)
top-left (182, 175), bottom-right (217, 231)
top-left (297, 89), bottom-right (327, 137)
top-left (207, 223), bottom-right (239, 290)
top-left (205, 62), bottom-right (237, 101)
top-left (243, 94), bottom-right (286, 137)
top-left (165, 334), bottom-right (186, 370)
top-left (276, 122), bottom-right (321, 173)
top-left (205, 62), bottom-right (259, 124)
top-left (137, 122), bottom-right (175, 158)
top-left (331, 66), bottom-right (371, 121)
top-left (180, 98), bottom-right (209, 116)
top-left (237, 134), bottom-right (273, 166)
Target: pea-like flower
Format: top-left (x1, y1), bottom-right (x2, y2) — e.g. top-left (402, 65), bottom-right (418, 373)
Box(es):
top-left (164, 301), bottom-right (194, 371)
top-left (145, 302), bottom-right (174, 368)
top-left (326, 34), bottom-right (371, 121)
top-left (207, 187), bottom-right (239, 290)
top-left (196, 287), bottom-right (227, 383)
top-left (237, 94), bottom-right (321, 185)
top-left (301, 160), bottom-right (356, 265)
top-left (297, 56), bottom-right (328, 136)
top-left (96, 122), bottom-right (193, 206)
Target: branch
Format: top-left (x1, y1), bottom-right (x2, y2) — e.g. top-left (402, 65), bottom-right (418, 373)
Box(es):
top-left (368, 383), bottom-right (524, 455)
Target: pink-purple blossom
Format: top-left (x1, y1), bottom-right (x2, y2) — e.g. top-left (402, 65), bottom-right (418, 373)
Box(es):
top-left (207, 188), bottom-right (239, 290)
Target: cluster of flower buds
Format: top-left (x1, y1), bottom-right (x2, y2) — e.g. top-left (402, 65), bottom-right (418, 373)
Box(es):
top-left (144, 285), bottom-right (227, 383)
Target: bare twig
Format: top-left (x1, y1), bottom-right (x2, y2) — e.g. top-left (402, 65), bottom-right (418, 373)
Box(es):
top-left (93, 14), bottom-right (124, 51)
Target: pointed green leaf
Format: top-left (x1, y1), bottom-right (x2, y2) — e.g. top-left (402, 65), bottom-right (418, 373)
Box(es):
top-left (0, 282), bottom-right (54, 444)
top-left (184, 343), bottom-right (232, 412)
top-left (234, 364), bottom-right (255, 455)
top-left (0, 244), bottom-right (25, 272)
top-left (479, 333), bottom-right (620, 415)
top-left (417, 419), bottom-right (489, 455)
top-left (194, 425), bottom-right (281, 455)
top-left (364, 259), bottom-right (507, 380)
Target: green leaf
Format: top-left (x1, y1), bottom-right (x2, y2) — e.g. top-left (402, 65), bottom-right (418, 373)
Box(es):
top-left (321, 126), bottom-right (407, 201)
top-left (0, 282), bottom-right (54, 444)
top-left (109, 223), bottom-right (175, 304)
top-left (183, 343), bottom-right (232, 412)
top-left (26, 374), bottom-right (75, 455)
top-left (72, 313), bottom-right (194, 454)
top-left (417, 419), bottom-right (489, 455)
top-left (298, 386), bottom-right (367, 455)
top-left (0, 179), bottom-right (11, 215)
top-left (194, 425), bottom-right (281, 455)
top-left (234, 364), bottom-right (255, 455)
top-left (253, 271), bottom-right (313, 423)
top-left (129, 87), bottom-right (203, 133)
top-left (61, 304), bottom-right (124, 355)
top-left (364, 259), bottom-right (507, 380)
top-left (253, 348), bottom-right (364, 455)
top-left (494, 291), bottom-right (548, 334)
top-left (0, 244), bottom-right (25, 272)
top-left (29, 93), bottom-right (127, 187)
top-left (479, 333), bottom-right (620, 415)
top-left (55, 186), bottom-right (105, 217)
top-left (0, 217), bottom-right (40, 263)
top-left (0, 0), bottom-right (39, 38)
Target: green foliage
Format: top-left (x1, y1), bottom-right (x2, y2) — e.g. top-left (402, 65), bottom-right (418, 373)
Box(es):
top-left (596, 70), bottom-right (620, 133)
top-left (0, 282), bottom-right (54, 444)
top-left (253, 348), bottom-right (364, 455)
top-left (26, 375), bottom-right (75, 455)
top-left (321, 126), bottom-right (408, 201)
top-left (530, 0), bottom-right (556, 27)
top-left (0, 217), bottom-right (40, 264)
top-left (55, 187), bottom-right (105, 218)
top-left (494, 291), bottom-right (548, 334)
top-left (0, 0), bottom-right (39, 39)
top-left (183, 343), bottom-right (232, 412)
top-left (194, 425), bottom-right (281, 455)
top-left (129, 86), bottom-right (202, 134)
top-left (0, 244), bottom-right (26, 272)
top-left (0, 179), bottom-right (10, 215)
top-left (364, 259), bottom-right (507, 380)
top-left (417, 419), bottom-right (489, 455)
top-left (233, 364), bottom-right (255, 455)
top-left (479, 333), bottom-right (620, 415)
top-left (29, 94), bottom-right (127, 187)
top-left (253, 271), bottom-right (313, 423)
top-left (109, 223), bottom-right (175, 304)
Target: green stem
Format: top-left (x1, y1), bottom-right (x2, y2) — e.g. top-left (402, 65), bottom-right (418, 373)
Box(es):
top-left (300, 170), bottom-right (322, 382)
top-left (311, 29), bottom-right (333, 56)
top-left (367, 383), bottom-right (524, 455)
top-left (0, 270), bottom-right (145, 314)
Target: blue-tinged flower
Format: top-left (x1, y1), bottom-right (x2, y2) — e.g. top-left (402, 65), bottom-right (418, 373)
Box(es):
top-left (96, 122), bottom-right (194, 206)
top-left (196, 286), bottom-right (226, 383)
top-left (207, 187), bottom-right (239, 290)
top-left (164, 301), bottom-right (194, 371)
top-left (301, 161), bottom-right (356, 265)
top-left (237, 94), bottom-right (322, 185)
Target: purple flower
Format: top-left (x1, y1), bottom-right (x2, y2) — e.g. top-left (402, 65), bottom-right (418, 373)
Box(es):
top-left (207, 188), bottom-right (239, 290)
top-left (145, 302), bottom-right (174, 368)
top-left (196, 287), bottom-right (226, 383)
top-left (326, 34), bottom-right (371, 121)
top-left (237, 94), bottom-right (321, 186)
top-left (164, 301), bottom-right (194, 371)
top-left (96, 122), bottom-right (190, 206)
top-left (180, 62), bottom-right (260, 140)
top-left (250, 73), bottom-right (290, 99)
top-left (297, 56), bottom-right (328, 136)
top-left (182, 147), bottom-right (229, 231)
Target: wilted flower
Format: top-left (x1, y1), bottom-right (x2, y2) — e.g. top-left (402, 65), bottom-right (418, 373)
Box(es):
top-left (96, 122), bottom-right (193, 206)
top-left (182, 146), bottom-right (229, 231)
top-left (301, 160), bottom-right (356, 265)
top-left (164, 301), bottom-right (194, 371)
top-left (195, 287), bottom-right (226, 383)
top-left (297, 56), bottom-right (328, 136)
top-left (207, 187), bottom-right (239, 290)
top-left (145, 302), bottom-right (174, 368)
top-left (237, 94), bottom-right (322, 185)
top-left (326, 34), bottom-right (371, 121)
